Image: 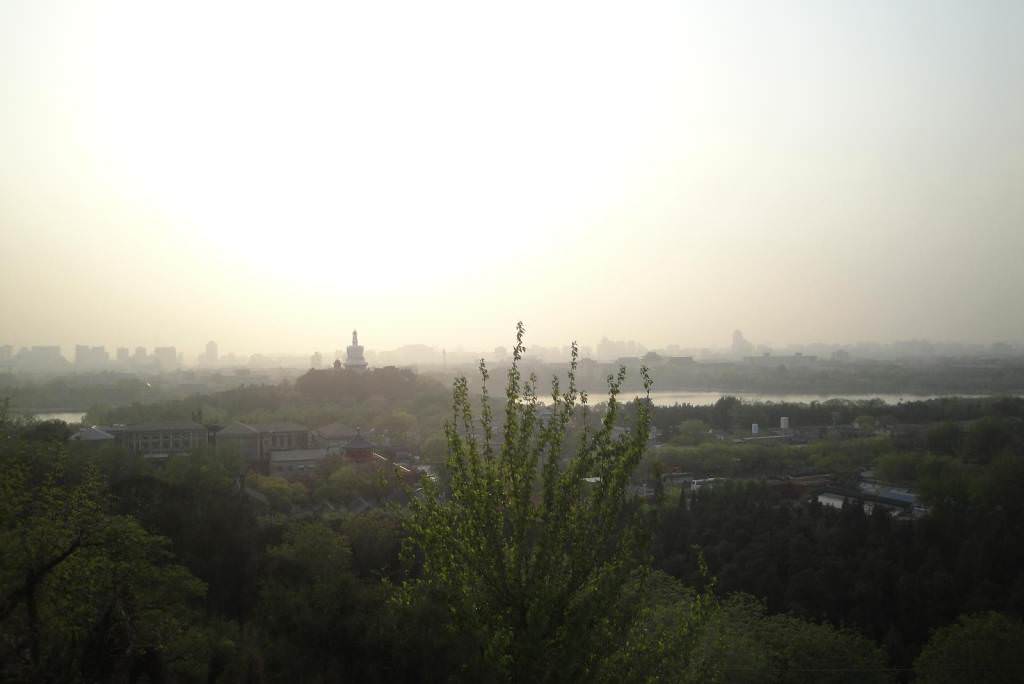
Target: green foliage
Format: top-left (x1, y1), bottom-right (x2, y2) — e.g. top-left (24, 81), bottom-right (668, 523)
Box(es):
top-left (649, 436), bottom-right (889, 481)
top-left (674, 419), bottom-right (711, 446)
top-left (963, 416), bottom-right (1015, 464)
top-left (691, 594), bottom-right (893, 683)
top-left (315, 461), bottom-right (401, 506)
top-left (597, 568), bottom-right (716, 682)
top-left (378, 408), bottom-right (418, 445)
top-left (246, 473), bottom-right (308, 512)
top-left (0, 443), bottom-right (212, 681)
top-left (85, 365), bottom-right (454, 462)
top-left (914, 612), bottom-right (1024, 683)
top-left (114, 449), bottom-right (263, 622)
top-left (256, 520), bottom-right (386, 681)
top-left (404, 323), bottom-right (655, 680)
top-left (811, 437), bottom-right (890, 481)
top-left (654, 458), bottom-right (1024, 671)
top-left (10, 347), bottom-right (1024, 680)
top-left (420, 432), bottom-right (448, 464)
top-left (710, 396), bottom-right (741, 430)
top-left (161, 447), bottom-right (245, 490)
top-left (926, 421), bottom-right (963, 456)
top-left (875, 451), bottom-right (957, 486)
top-left (854, 415), bottom-right (878, 432)
top-left (341, 509), bottom-right (406, 580)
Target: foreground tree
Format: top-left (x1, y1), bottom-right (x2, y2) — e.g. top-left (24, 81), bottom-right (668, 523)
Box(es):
top-left (689, 594), bottom-right (893, 684)
top-left (0, 444), bottom-right (212, 681)
top-left (914, 612), bottom-right (1024, 684)
top-left (256, 521), bottom-right (386, 681)
top-left (403, 323), bottom-right (656, 680)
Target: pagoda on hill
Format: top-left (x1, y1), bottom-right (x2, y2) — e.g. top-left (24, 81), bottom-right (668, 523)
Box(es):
top-left (345, 330), bottom-right (368, 371)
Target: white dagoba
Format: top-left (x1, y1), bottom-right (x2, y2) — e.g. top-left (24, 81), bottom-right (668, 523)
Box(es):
top-left (345, 330), bottom-right (368, 371)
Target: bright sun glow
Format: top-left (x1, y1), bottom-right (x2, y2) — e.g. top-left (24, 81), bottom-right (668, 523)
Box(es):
top-left (2, 1), bottom-right (1022, 354)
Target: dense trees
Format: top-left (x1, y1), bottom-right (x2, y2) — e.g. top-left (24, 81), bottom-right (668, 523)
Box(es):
top-left (4, 358), bottom-right (1024, 680)
top-left (914, 612), bottom-right (1024, 683)
top-left (690, 594), bottom-right (892, 683)
top-left (650, 395), bottom-right (1024, 443)
top-left (0, 445), bottom-right (213, 680)
top-left (256, 521), bottom-right (385, 681)
top-left (84, 366), bottom-right (453, 459)
top-left (651, 463), bottom-right (1024, 670)
top-left (404, 325), bottom-right (657, 680)
top-left (3, 373), bottom-right (155, 413)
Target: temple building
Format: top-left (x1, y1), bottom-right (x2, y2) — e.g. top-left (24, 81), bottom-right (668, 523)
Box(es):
top-left (344, 430), bottom-right (375, 462)
top-left (345, 330), bottom-right (368, 370)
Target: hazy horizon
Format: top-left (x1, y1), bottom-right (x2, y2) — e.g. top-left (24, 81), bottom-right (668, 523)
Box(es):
top-left (3, 1), bottom-right (1023, 354)
top-left (1, 332), bottom-right (1020, 364)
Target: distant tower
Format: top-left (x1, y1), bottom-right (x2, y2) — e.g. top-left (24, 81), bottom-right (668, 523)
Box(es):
top-left (345, 330), bottom-right (368, 371)
top-left (732, 330), bottom-right (754, 357)
top-left (205, 340), bottom-right (219, 364)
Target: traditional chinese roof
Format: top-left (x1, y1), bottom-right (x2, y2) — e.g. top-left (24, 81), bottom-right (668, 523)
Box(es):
top-left (71, 426), bottom-right (115, 441)
top-left (345, 432), bottom-right (374, 450)
top-left (317, 421), bottom-right (358, 440)
top-left (218, 421), bottom-right (308, 436)
top-left (217, 421), bottom-right (260, 436)
top-left (249, 422), bottom-right (309, 433)
top-left (104, 421), bottom-right (206, 433)
top-left (269, 448), bottom-right (330, 463)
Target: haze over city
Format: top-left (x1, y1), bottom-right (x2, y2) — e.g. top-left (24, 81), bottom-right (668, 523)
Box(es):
top-left (7, 3), bottom-right (1024, 682)
top-left (3, 1), bottom-right (1023, 355)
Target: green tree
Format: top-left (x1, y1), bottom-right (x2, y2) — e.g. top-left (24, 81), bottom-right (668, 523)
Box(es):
top-left (403, 323), bottom-right (656, 680)
top-left (378, 409), bottom-right (418, 446)
top-left (691, 594), bottom-right (892, 683)
top-left (963, 417), bottom-right (1013, 464)
top-left (675, 419), bottom-right (711, 446)
top-left (914, 612), bottom-right (1024, 683)
top-left (854, 415), bottom-right (878, 432)
top-left (711, 396), bottom-right (740, 431)
top-left (0, 444), bottom-right (212, 681)
top-left (316, 461), bottom-right (400, 506)
top-left (926, 421), bottom-right (963, 456)
top-left (256, 521), bottom-right (385, 681)
top-left (420, 432), bottom-right (448, 464)
top-left (342, 509), bottom-right (405, 580)
top-left (246, 473), bottom-right (307, 512)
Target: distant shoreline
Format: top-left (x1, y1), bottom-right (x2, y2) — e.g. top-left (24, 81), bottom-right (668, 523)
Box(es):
top-left (642, 390), bottom-right (1013, 406)
top-left (15, 410), bottom-right (87, 423)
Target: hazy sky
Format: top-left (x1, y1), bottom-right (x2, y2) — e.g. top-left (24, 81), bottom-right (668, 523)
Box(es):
top-left (2, 1), bottom-right (1022, 356)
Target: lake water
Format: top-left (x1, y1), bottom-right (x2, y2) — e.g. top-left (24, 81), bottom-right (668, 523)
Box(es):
top-left (29, 411), bottom-right (87, 424)
top-left (643, 391), bottom-right (993, 406)
top-left (22, 392), bottom-right (1003, 422)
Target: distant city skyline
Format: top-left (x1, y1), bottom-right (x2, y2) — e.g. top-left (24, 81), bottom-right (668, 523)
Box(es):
top-left (2, 331), bottom-right (1020, 370)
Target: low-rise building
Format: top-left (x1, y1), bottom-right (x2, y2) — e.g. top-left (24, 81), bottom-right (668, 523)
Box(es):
top-left (216, 421), bottom-right (311, 470)
top-left (744, 352), bottom-right (818, 367)
top-left (315, 421), bottom-right (360, 447)
top-left (69, 426), bottom-right (116, 445)
top-left (344, 432), bottom-right (376, 462)
top-left (97, 422), bottom-right (209, 458)
top-left (269, 448), bottom-right (334, 478)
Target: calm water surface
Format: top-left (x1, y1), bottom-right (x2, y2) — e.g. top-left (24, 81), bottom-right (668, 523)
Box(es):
top-left (30, 411), bottom-right (87, 423)
top-left (643, 391), bottom-right (993, 406)
top-left (27, 393), bottom-right (1006, 422)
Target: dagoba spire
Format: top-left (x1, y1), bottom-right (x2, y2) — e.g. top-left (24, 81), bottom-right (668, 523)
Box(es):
top-left (345, 329), bottom-right (368, 371)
